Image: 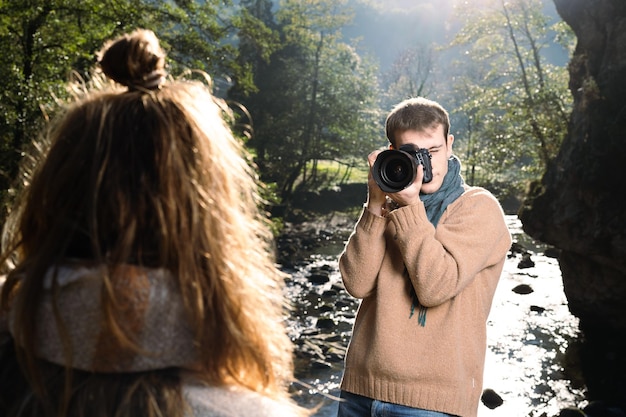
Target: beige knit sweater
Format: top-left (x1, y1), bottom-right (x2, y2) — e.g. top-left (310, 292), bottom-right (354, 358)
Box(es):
top-left (338, 186), bottom-right (511, 417)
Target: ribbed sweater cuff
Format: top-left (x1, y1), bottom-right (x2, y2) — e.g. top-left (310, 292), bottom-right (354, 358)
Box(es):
top-left (358, 205), bottom-right (388, 234)
top-left (388, 203), bottom-right (429, 233)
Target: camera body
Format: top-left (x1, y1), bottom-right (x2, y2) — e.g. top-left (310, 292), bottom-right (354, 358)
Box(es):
top-left (372, 144), bottom-right (433, 193)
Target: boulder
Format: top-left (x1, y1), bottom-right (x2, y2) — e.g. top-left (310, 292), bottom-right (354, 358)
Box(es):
top-left (518, 0), bottom-right (626, 408)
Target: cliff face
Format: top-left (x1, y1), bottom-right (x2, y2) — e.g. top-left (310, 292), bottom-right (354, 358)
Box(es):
top-left (519, 0), bottom-right (626, 407)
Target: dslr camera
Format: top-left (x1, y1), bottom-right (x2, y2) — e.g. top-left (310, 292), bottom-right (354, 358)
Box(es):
top-left (372, 144), bottom-right (433, 193)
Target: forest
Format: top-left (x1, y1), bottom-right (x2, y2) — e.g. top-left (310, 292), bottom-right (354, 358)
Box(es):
top-left (0, 0), bottom-right (574, 216)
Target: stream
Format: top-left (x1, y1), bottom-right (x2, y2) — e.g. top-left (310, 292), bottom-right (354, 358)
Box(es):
top-left (280, 214), bottom-right (586, 417)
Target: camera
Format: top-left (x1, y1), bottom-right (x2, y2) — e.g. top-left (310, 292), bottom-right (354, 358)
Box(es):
top-left (372, 144), bottom-right (433, 193)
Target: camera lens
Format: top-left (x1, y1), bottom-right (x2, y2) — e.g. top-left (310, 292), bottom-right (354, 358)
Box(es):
top-left (372, 150), bottom-right (417, 193)
top-left (381, 157), bottom-right (412, 183)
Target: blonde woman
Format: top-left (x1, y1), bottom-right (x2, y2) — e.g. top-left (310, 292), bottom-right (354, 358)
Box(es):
top-left (0, 29), bottom-right (310, 417)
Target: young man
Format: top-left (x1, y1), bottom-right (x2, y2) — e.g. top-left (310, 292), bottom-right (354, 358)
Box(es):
top-left (337, 97), bottom-right (511, 417)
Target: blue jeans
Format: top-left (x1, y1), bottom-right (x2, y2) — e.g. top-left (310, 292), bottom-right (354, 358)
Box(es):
top-left (337, 391), bottom-right (456, 417)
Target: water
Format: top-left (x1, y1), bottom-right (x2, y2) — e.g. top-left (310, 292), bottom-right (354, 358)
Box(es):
top-left (480, 216), bottom-right (585, 416)
top-left (282, 215), bottom-right (586, 417)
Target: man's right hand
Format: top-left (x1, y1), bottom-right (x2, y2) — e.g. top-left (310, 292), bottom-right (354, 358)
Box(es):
top-left (366, 150), bottom-right (387, 216)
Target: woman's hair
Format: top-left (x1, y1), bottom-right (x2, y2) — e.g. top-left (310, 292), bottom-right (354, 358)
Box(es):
top-left (0, 29), bottom-right (306, 416)
top-left (385, 97), bottom-right (451, 147)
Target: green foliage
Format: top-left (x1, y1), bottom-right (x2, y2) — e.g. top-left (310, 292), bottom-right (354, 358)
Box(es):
top-left (0, 0), bottom-right (575, 218)
top-left (0, 0), bottom-right (124, 189)
top-left (447, 0), bottom-right (573, 194)
top-left (236, 0), bottom-right (383, 204)
top-left (0, 4), bottom-right (263, 227)
top-left (0, 0), bottom-right (261, 202)
top-left (230, 0), bottom-right (281, 96)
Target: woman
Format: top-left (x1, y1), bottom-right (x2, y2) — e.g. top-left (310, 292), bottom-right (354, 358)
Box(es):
top-left (0, 29), bottom-right (310, 417)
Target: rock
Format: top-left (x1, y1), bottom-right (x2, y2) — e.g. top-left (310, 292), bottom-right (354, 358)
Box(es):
top-left (481, 388), bottom-right (503, 409)
top-left (335, 299), bottom-right (353, 309)
top-left (315, 317), bottom-right (335, 330)
top-left (584, 401), bottom-right (626, 417)
top-left (322, 289), bottom-right (338, 299)
top-left (310, 359), bottom-right (332, 370)
top-left (517, 253), bottom-right (535, 269)
top-left (512, 284), bottom-right (534, 295)
top-left (518, 0), bottom-right (626, 405)
top-left (544, 247), bottom-right (561, 259)
top-left (308, 272), bottom-right (330, 285)
top-left (510, 241), bottom-right (528, 255)
top-left (557, 407), bottom-right (586, 417)
top-left (317, 304), bottom-right (333, 313)
top-left (530, 305), bottom-right (546, 313)
top-left (324, 346), bottom-right (346, 363)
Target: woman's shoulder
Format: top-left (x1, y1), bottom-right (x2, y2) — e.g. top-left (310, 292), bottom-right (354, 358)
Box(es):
top-left (183, 381), bottom-right (300, 417)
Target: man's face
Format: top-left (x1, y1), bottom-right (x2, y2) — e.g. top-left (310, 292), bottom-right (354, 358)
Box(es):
top-left (393, 125), bottom-right (454, 195)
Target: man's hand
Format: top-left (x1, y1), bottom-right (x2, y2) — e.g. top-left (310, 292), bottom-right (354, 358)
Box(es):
top-left (366, 150), bottom-right (387, 216)
top-left (388, 163), bottom-right (423, 207)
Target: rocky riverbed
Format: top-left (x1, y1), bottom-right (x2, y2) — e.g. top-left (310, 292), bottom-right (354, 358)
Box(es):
top-left (277, 212), bottom-right (599, 417)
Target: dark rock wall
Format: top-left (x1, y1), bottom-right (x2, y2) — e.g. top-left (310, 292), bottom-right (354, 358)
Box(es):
top-left (519, 0), bottom-right (626, 406)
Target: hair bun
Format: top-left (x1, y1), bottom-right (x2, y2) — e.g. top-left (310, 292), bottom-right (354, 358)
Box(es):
top-left (98, 29), bottom-right (167, 90)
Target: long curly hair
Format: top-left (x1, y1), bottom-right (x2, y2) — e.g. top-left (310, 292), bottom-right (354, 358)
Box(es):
top-left (0, 29), bottom-right (307, 417)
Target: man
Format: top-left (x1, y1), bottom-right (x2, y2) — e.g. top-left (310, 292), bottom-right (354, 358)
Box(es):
top-left (337, 97), bottom-right (511, 417)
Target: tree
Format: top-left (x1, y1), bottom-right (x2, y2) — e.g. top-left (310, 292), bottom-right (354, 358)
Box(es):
top-left (381, 44), bottom-right (436, 112)
top-left (0, 0), bottom-right (127, 191)
top-left (239, 0), bottom-right (382, 204)
top-left (447, 0), bottom-right (573, 193)
top-left (230, 0), bottom-right (280, 97)
top-left (0, 0), bottom-right (254, 198)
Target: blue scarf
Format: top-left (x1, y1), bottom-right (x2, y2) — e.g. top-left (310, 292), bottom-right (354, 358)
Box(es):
top-left (420, 155), bottom-right (465, 227)
top-left (410, 155), bottom-right (465, 325)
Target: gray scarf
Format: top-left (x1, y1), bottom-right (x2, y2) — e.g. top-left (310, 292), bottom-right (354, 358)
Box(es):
top-left (6, 264), bottom-right (197, 372)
